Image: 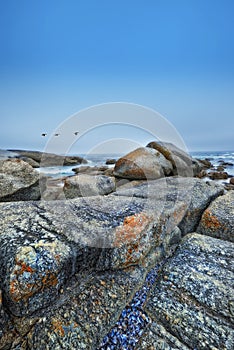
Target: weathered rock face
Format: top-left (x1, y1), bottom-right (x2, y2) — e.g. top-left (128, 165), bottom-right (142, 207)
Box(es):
top-left (115, 177), bottom-right (224, 235)
top-left (9, 149), bottom-right (87, 167)
top-left (0, 196), bottom-right (175, 317)
top-left (26, 266), bottom-right (146, 350)
top-left (113, 147), bottom-right (173, 180)
top-left (197, 190), bottom-right (234, 242)
top-left (0, 176), bottom-right (231, 349)
top-left (141, 233), bottom-right (234, 350)
top-left (0, 185), bottom-right (193, 348)
top-left (63, 174), bottom-right (116, 199)
top-left (0, 158), bottom-right (40, 201)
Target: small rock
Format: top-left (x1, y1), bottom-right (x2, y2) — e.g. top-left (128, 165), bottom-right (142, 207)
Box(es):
top-left (207, 171), bottom-right (229, 180)
top-left (106, 159), bottom-right (116, 165)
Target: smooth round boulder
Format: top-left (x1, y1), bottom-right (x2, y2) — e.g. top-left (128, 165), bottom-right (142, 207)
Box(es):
top-left (113, 147), bottom-right (173, 180)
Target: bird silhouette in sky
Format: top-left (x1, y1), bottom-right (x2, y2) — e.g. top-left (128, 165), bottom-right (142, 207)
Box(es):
top-left (41, 132), bottom-right (78, 137)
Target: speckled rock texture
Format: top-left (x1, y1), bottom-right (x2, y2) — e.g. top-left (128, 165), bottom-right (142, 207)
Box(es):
top-left (142, 233), bottom-right (234, 350)
top-left (135, 322), bottom-right (190, 350)
top-left (113, 147), bottom-right (173, 179)
top-left (115, 177), bottom-right (224, 235)
top-left (0, 177), bottom-right (231, 349)
top-left (197, 190), bottom-right (234, 242)
top-left (0, 158), bottom-right (40, 202)
top-left (0, 191), bottom-right (188, 319)
top-left (63, 174), bottom-right (116, 199)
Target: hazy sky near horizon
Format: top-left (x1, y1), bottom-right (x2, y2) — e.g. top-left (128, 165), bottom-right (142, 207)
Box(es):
top-left (0, 0), bottom-right (234, 154)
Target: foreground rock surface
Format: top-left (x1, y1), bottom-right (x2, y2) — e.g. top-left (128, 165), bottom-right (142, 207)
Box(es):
top-left (139, 233), bottom-right (234, 350)
top-left (0, 187), bottom-right (190, 318)
top-left (0, 177), bottom-right (231, 349)
top-left (0, 158), bottom-right (40, 202)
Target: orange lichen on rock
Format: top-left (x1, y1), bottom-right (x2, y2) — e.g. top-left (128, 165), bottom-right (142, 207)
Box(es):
top-left (172, 204), bottom-right (187, 224)
top-left (51, 319), bottom-right (65, 337)
top-left (114, 213), bottom-right (151, 247)
top-left (14, 260), bottom-right (34, 275)
top-left (41, 272), bottom-right (58, 288)
top-left (202, 209), bottom-right (222, 230)
top-left (51, 318), bottom-right (79, 337)
top-left (10, 258), bottom-right (58, 302)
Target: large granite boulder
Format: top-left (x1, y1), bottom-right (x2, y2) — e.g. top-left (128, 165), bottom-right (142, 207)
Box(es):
top-left (139, 233), bottom-right (234, 350)
top-left (197, 190), bottom-right (234, 242)
top-left (0, 158), bottom-right (40, 201)
top-left (146, 141), bottom-right (209, 177)
top-left (63, 174), bottom-right (116, 199)
top-left (146, 141), bottom-right (194, 176)
top-left (9, 149), bottom-right (87, 167)
top-left (113, 147), bottom-right (173, 180)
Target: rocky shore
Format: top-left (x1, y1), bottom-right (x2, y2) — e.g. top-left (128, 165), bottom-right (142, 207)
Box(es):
top-left (0, 141), bottom-right (233, 349)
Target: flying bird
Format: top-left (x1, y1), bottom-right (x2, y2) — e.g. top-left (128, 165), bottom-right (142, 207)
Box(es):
top-left (41, 133), bottom-right (47, 137)
top-left (54, 133), bottom-right (60, 136)
top-left (74, 131), bottom-right (79, 135)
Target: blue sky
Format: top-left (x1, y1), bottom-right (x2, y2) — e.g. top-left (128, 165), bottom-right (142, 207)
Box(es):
top-left (0, 0), bottom-right (234, 153)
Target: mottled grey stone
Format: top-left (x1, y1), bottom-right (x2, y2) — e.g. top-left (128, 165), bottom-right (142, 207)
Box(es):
top-left (0, 192), bottom-right (187, 318)
top-left (115, 177), bottom-right (224, 235)
top-left (63, 174), bottom-right (116, 199)
top-left (26, 267), bottom-right (146, 350)
top-left (0, 158), bottom-right (40, 202)
top-left (136, 322), bottom-right (190, 350)
top-left (197, 190), bottom-right (234, 242)
top-left (144, 233), bottom-right (234, 350)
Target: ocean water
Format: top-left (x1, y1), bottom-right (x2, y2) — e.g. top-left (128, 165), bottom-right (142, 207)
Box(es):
top-left (36, 153), bottom-right (123, 178)
top-left (191, 150), bottom-right (234, 177)
top-left (1, 149), bottom-right (234, 178)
